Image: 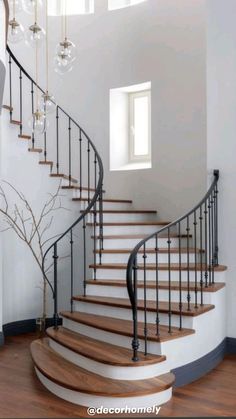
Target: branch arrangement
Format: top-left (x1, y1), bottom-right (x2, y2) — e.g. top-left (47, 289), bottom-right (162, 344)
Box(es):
top-left (0, 180), bottom-right (70, 326)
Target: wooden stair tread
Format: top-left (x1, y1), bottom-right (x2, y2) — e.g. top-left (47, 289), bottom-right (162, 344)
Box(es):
top-left (28, 148), bottom-right (42, 153)
top-left (11, 120), bottom-right (21, 125)
top-left (92, 234), bottom-right (192, 239)
top-left (88, 221), bottom-right (170, 226)
top-left (86, 279), bottom-right (225, 292)
top-left (46, 326), bottom-right (165, 366)
top-left (60, 311), bottom-right (195, 342)
top-left (74, 296), bottom-right (215, 317)
top-left (2, 104), bottom-right (13, 111)
top-left (90, 263), bottom-right (227, 272)
top-left (18, 134), bottom-right (31, 140)
top-left (50, 174), bottom-right (78, 184)
top-left (83, 210), bottom-right (157, 214)
top-left (94, 247), bottom-right (204, 254)
top-left (73, 198), bottom-right (132, 204)
top-left (31, 339), bottom-right (174, 397)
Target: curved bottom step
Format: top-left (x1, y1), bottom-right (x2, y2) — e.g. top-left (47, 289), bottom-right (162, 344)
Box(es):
top-left (31, 339), bottom-right (174, 408)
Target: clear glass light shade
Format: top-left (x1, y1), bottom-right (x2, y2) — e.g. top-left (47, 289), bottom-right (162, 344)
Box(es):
top-left (29, 110), bottom-right (47, 136)
top-left (25, 23), bottom-right (45, 48)
top-left (54, 52), bottom-right (73, 75)
top-left (22, 0), bottom-right (42, 14)
top-left (8, 19), bottom-right (24, 43)
top-left (9, 0), bottom-right (23, 14)
top-left (40, 93), bottom-right (57, 114)
top-left (56, 38), bottom-right (77, 63)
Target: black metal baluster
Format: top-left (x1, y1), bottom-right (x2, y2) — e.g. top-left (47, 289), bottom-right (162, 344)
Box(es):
top-left (208, 196), bottom-right (212, 286)
top-left (186, 216), bottom-right (191, 311)
top-left (99, 186), bottom-right (104, 263)
top-left (204, 201), bottom-right (208, 288)
top-left (31, 81), bottom-right (35, 149)
top-left (83, 218), bottom-right (87, 297)
top-left (19, 69), bottom-right (23, 135)
top-left (194, 211), bottom-right (198, 308)
top-left (155, 234), bottom-right (160, 336)
top-left (56, 106), bottom-right (59, 173)
top-left (53, 244), bottom-right (59, 329)
top-left (199, 206), bottom-right (204, 305)
top-left (178, 223), bottom-right (183, 330)
top-left (87, 141), bottom-right (91, 203)
top-left (93, 153), bottom-right (98, 279)
top-left (70, 230), bottom-right (74, 313)
top-left (211, 192), bottom-right (215, 284)
top-left (143, 243), bottom-right (147, 355)
top-left (68, 118), bottom-right (72, 186)
top-left (214, 184), bottom-right (219, 266)
top-left (79, 129), bottom-right (82, 199)
top-left (167, 228), bottom-right (172, 333)
top-left (132, 256), bottom-right (139, 361)
top-left (44, 132), bottom-right (47, 162)
top-left (9, 54), bottom-right (13, 122)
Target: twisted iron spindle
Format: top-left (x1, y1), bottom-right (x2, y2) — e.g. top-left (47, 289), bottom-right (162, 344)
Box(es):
top-left (132, 256), bottom-right (139, 361)
top-left (83, 218), bottom-right (87, 297)
top-left (70, 230), bottom-right (74, 313)
top-left (68, 118), bottom-right (72, 186)
top-left (155, 234), bottom-right (160, 336)
top-left (9, 54), bottom-right (12, 122)
top-left (204, 201), bottom-right (208, 287)
top-left (53, 244), bottom-right (59, 329)
top-left (19, 69), bottom-right (23, 135)
top-left (31, 81), bottom-right (35, 149)
top-left (79, 129), bottom-right (82, 199)
top-left (199, 206), bottom-right (204, 306)
top-left (178, 223), bottom-right (183, 330)
top-left (167, 228), bottom-right (172, 334)
top-left (194, 211), bottom-right (198, 308)
top-left (143, 243), bottom-right (148, 355)
top-left (186, 216), bottom-right (191, 311)
top-left (56, 106), bottom-right (59, 173)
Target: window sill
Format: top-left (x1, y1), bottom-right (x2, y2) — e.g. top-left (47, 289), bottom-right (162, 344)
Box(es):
top-left (110, 161), bottom-right (151, 172)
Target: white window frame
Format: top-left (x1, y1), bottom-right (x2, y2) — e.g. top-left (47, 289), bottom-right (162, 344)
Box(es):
top-left (129, 90), bottom-right (151, 163)
top-left (108, 0), bottom-right (146, 11)
top-left (48, 0), bottom-right (94, 16)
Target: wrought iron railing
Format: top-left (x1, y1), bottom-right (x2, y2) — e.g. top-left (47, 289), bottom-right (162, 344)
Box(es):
top-left (126, 170), bottom-right (219, 361)
top-left (5, 46), bottom-right (104, 327)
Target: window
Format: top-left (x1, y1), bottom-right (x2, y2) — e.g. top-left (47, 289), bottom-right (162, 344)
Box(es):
top-left (129, 90), bottom-right (151, 162)
top-left (48, 0), bottom-right (94, 16)
top-left (108, 0), bottom-right (146, 11)
top-left (110, 82), bottom-right (151, 171)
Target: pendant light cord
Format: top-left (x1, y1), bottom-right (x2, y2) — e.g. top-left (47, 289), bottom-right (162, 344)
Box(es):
top-left (65, 0), bottom-right (68, 40)
top-left (13, 0), bottom-right (16, 19)
top-left (35, 0), bottom-right (39, 109)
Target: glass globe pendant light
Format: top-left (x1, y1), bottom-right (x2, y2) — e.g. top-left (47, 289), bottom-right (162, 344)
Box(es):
top-left (8, 0), bottom-right (24, 44)
top-left (40, 0), bottom-right (56, 115)
top-left (25, 0), bottom-right (45, 48)
top-left (22, 0), bottom-right (42, 15)
top-left (54, 0), bottom-right (77, 75)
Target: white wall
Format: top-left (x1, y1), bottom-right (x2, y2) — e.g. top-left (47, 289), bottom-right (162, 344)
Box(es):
top-left (207, 0), bottom-right (236, 338)
top-left (11, 0), bottom-right (207, 221)
top-left (0, 0), bottom-right (6, 111)
top-left (0, 0), bottom-right (6, 335)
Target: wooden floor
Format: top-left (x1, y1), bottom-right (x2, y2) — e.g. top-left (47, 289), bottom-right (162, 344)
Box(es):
top-left (0, 333), bottom-right (235, 418)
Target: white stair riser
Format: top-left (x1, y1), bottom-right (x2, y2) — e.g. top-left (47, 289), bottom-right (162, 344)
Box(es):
top-left (92, 268), bottom-right (226, 283)
top-left (48, 338), bottom-right (169, 380)
top-left (36, 368), bottom-right (172, 409)
top-left (97, 253), bottom-right (197, 264)
top-left (85, 284), bottom-right (214, 305)
top-left (62, 288), bottom-right (226, 372)
top-left (73, 301), bottom-right (193, 329)
top-left (93, 225), bottom-right (171, 235)
top-left (98, 238), bottom-right (190, 250)
top-left (87, 213), bottom-right (157, 223)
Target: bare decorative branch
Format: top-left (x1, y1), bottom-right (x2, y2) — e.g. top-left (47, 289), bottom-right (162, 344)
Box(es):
top-left (0, 180), bottom-right (70, 326)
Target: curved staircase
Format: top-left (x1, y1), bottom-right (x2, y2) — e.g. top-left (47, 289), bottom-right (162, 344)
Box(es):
top-left (2, 39), bottom-right (227, 411)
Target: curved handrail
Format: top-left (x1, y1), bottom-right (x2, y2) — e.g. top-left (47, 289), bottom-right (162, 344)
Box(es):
top-left (126, 170), bottom-right (219, 361)
top-left (6, 46), bottom-right (104, 301)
